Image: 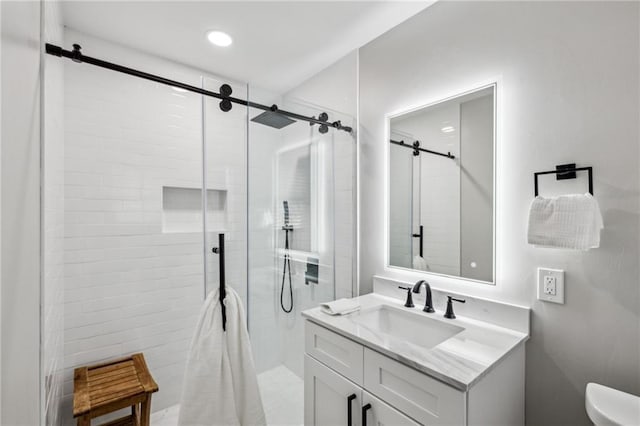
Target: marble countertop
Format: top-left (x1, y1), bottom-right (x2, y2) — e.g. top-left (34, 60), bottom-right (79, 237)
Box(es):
top-left (302, 293), bottom-right (529, 391)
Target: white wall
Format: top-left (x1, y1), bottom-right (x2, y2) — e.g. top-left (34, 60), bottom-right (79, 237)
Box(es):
top-left (359, 2), bottom-right (639, 424)
top-left (1, 1), bottom-right (42, 424)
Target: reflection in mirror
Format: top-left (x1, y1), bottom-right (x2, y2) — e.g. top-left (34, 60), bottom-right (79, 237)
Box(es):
top-left (388, 85), bottom-right (495, 283)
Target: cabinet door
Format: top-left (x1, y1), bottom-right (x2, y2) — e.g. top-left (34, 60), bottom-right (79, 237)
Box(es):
top-left (305, 354), bottom-right (362, 426)
top-left (362, 391), bottom-right (421, 426)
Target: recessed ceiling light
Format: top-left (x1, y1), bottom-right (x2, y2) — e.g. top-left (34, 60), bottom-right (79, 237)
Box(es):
top-left (172, 87), bottom-right (188, 93)
top-left (207, 30), bottom-right (233, 47)
top-left (441, 126), bottom-right (455, 133)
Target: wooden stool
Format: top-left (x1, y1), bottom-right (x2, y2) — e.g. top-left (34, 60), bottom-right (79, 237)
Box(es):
top-left (73, 353), bottom-right (159, 426)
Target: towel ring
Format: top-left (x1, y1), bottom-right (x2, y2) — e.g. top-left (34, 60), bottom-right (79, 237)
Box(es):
top-left (534, 163), bottom-right (593, 197)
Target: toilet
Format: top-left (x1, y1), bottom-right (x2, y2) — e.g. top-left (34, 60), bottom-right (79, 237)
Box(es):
top-left (586, 383), bottom-right (640, 425)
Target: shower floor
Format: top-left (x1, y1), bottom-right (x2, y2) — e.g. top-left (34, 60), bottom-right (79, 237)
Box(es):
top-left (150, 364), bottom-right (304, 426)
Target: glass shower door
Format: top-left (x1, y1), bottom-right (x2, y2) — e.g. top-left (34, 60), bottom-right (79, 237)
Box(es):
top-left (247, 98), bottom-right (355, 424)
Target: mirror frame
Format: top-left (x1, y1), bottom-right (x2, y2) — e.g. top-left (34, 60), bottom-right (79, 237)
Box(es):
top-left (384, 82), bottom-right (498, 285)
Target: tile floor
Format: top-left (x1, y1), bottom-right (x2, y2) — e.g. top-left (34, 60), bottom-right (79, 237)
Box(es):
top-left (150, 364), bottom-right (304, 426)
top-left (257, 365), bottom-right (304, 425)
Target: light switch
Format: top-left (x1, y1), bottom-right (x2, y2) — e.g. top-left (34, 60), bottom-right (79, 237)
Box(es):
top-left (538, 268), bottom-right (564, 304)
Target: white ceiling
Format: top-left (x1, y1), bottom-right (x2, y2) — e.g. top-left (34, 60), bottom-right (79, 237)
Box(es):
top-left (61, 1), bottom-right (433, 93)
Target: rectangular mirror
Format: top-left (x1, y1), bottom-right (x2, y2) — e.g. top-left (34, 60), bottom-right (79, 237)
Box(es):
top-left (388, 84), bottom-right (495, 284)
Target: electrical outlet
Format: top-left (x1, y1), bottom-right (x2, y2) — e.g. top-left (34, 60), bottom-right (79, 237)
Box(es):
top-left (538, 268), bottom-right (564, 304)
top-left (543, 276), bottom-right (556, 295)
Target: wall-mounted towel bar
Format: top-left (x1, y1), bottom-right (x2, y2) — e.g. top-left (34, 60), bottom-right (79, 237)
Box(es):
top-left (534, 163), bottom-right (593, 197)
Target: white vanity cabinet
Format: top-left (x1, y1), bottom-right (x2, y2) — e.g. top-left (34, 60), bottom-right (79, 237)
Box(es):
top-left (304, 320), bottom-right (525, 426)
top-left (305, 355), bottom-right (418, 426)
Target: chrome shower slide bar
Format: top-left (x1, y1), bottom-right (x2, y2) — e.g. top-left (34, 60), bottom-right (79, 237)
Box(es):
top-left (45, 43), bottom-right (353, 134)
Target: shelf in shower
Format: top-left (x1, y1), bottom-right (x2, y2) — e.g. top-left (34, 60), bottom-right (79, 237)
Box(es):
top-left (162, 186), bottom-right (227, 233)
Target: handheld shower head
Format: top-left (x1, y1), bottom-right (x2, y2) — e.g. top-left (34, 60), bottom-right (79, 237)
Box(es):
top-left (282, 201), bottom-right (293, 230)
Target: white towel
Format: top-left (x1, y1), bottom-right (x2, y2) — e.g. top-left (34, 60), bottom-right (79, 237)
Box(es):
top-left (527, 193), bottom-right (603, 250)
top-left (412, 255), bottom-right (429, 271)
top-left (320, 298), bottom-right (361, 316)
top-left (178, 287), bottom-right (266, 426)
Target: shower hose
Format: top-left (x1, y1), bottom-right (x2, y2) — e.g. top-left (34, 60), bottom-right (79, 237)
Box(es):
top-left (281, 228), bottom-right (293, 313)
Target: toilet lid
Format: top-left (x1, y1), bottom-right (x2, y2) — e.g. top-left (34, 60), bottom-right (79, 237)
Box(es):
top-left (586, 383), bottom-right (640, 426)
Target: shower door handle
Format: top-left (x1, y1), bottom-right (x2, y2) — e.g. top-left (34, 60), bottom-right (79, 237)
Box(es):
top-left (361, 403), bottom-right (372, 426)
top-left (347, 393), bottom-right (357, 426)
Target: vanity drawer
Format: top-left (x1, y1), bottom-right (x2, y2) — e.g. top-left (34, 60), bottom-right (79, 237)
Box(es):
top-left (363, 348), bottom-right (465, 425)
top-left (305, 321), bottom-right (364, 385)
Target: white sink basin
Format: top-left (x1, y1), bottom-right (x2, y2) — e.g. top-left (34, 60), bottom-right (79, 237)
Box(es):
top-left (350, 305), bottom-right (464, 350)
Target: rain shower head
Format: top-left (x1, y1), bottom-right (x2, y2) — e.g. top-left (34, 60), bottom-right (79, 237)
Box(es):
top-left (251, 111), bottom-right (296, 129)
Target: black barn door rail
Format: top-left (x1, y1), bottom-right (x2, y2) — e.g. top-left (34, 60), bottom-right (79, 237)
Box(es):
top-left (45, 43), bottom-right (353, 134)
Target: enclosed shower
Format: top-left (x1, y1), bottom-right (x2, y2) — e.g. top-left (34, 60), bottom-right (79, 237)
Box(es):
top-left (43, 28), bottom-right (356, 425)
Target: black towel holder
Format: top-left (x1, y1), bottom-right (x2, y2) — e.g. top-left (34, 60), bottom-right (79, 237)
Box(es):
top-left (211, 233), bottom-right (227, 332)
top-left (534, 163), bottom-right (593, 197)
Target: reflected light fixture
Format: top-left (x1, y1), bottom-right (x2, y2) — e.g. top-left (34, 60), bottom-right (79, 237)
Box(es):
top-left (441, 126), bottom-right (455, 133)
top-left (207, 30), bottom-right (233, 47)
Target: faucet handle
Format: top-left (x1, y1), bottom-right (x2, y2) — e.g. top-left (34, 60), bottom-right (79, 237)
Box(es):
top-left (398, 286), bottom-right (414, 308)
top-left (444, 296), bottom-right (465, 319)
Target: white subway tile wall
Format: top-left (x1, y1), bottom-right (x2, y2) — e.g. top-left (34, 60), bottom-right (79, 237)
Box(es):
top-left (61, 30), bottom-right (247, 423)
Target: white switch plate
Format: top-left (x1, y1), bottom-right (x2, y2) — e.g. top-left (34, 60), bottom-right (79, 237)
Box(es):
top-left (538, 268), bottom-right (564, 304)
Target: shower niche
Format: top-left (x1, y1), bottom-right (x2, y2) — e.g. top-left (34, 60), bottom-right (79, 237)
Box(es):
top-left (162, 186), bottom-right (228, 234)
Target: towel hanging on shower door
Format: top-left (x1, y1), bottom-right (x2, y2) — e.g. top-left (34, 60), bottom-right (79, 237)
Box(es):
top-left (178, 287), bottom-right (266, 426)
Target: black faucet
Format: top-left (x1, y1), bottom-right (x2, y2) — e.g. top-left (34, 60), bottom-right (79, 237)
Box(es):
top-left (444, 296), bottom-right (466, 319)
top-left (411, 280), bottom-right (435, 313)
top-left (398, 286), bottom-right (414, 308)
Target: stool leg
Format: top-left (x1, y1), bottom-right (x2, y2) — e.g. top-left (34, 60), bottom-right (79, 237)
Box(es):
top-left (132, 404), bottom-right (141, 426)
top-left (140, 395), bottom-right (152, 426)
top-left (77, 415), bottom-right (90, 426)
